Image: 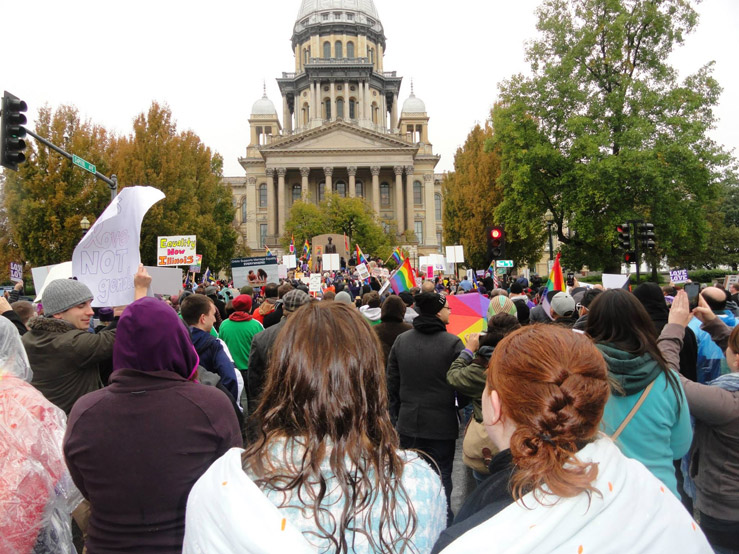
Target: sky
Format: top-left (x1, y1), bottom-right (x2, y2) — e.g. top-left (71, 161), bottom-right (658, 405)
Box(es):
top-left (2, 0), bottom-right (737, 178)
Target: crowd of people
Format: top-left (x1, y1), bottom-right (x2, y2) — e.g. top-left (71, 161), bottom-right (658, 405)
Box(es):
top-left (2, 260), bottom-right (739, 553)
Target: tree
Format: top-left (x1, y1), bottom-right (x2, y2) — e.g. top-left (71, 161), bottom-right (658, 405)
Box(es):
top-left (109, 103), bottom-right (236, 273)
top-left (3, 105), bottom-right (113, 266)
top-left (490, 0), bottom-right (734, 271)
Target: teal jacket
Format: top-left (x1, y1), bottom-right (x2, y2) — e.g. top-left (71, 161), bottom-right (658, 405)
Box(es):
top-left (598, 324), bottom-right (692, 498)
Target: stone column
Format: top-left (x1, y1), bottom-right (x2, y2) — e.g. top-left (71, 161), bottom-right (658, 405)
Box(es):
top-left (330, 82), bottom-right (336, 121)
top-left (424, 174), bottom-right (436, 248)
top-left (391, 92), bottom-right (398, 130)
top-left (358, 81), bottom-right (364, 121)
top-left (300, 167), bottom-right (310, 200)
top-left (405, 166), bottom-right (415, 240)
top-left (364, 82), bottom-right (371, 124)
top-left (347, 166), bottom-right (357, 198)
top-left (282, 97), bottom-right (291, 133)
top-left (344, 81), bottom-right (350, 119)
top-left (266, 168), bottom-right (276, 240)
top-left (324, 166), bottom-right (333, 194)
top-left (277, 167), bottom-right (287, 236)
top-left (371, 166), bottom-right (380, 215)
top-left (394, 166), bottom-right (405, 232)
top-left (247, 177), bottom-right (258, 250)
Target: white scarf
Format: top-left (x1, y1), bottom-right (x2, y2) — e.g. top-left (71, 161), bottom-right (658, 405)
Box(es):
top-left (441, 437), bottom-right (712, 553)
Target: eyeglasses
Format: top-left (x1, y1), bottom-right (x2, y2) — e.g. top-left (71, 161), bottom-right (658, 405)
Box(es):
top-left (441, 305), bottom-right (451, 311)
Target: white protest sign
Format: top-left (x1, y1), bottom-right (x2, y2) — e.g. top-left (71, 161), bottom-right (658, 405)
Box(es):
top-left (466, 269), bottom-right (474, 282)
top-left (33, 262), bottom-right (73, 303)
top-left (602, 273), bottom-right (630, 290)
top-left (669, 269), bottom-right (689, 284)
top-left (309, 274), bottom-right (322, 292)
top-left (157, 234), bottom-right (196, 267)
top-left (300, 276), bottom-right (310, 285)
top-left (356, 263), bottom-right (371, 281)
top-left (10, 262), bottom-right (23, 283)
top-left (278, 264), bottom-right (288, 279)
top-left (419, 256), bottom-right (431, 268)
top-left (143, 266), bottom-right (182, 297)
top-left (445, 245), bottom-right (464, 264)
top-left (282, 254), bottom-right (297, 269)
top-left (725, 275), bottom-right (739, 289)
top-left (431, 254), bottom-right (447, 271)
top-left (73, 186), bottom-right (165, 307)
top-left (323, 253), bottom-right (340, 271)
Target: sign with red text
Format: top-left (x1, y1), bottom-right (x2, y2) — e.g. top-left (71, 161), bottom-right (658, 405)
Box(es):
top-left (157, 235), bottom-right (196, 266)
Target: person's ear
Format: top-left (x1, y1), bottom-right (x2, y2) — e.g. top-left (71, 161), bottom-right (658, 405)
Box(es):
top-left (489, 389), bottom-right (503, 425)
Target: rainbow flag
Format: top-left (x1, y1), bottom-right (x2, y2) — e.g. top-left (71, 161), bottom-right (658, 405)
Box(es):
top-left (265, 245), bottom-right (273, 257)
top-left (487, 259), bottom-right (496, 275)
top-left (390, 257), bottom-right (417, 294)
top-left (303, 239), bottom-right (310, 261)
top-left (543, 252), bottom-right (566, 294)
top-left (289, 235), bottom-right (295, 254)
top-left (344, 233), bottom-right (350, 252)
top-left (391, 247), bottom-right (405, 265)
top-left (356, 244), bottom-right (368, 265)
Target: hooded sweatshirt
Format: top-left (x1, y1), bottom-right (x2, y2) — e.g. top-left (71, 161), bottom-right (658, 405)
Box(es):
top-left (359, 305), bottom-right (382, 326)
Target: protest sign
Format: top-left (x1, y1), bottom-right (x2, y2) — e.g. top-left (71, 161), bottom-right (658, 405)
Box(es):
top-left (282, 254), bottom-right (297, 269)
top-left (73, 186), bottom-right (165, 307)
top-left (143, 266), bottom-right (182, 297)
top-left (419, 256), bottom-right (431, 268)
top-left (309, 274), bottom-right (321, 292)
top-left (323, 253), bottom-right (340, 271)
top-left (431, 254), bottom-right (447, 272)
top-left (278, 265), bottom-right (288, 279)
top-left (356, 263), bottom-right (370, 281)
top-left (189, 254), bottom-right (202, 273)
top-left (602, 274), bottom-right (630, 290)
top-left (10, 262), bottom-right (23, 283)
top-left (445, 245), bottom-right (464, 264)
top-left (427, 265), bottom-right (434, 279)
top-left (300, 276), bottom-right (310, 285)
top-left (157, 235), bottom-right (196, 267)
top-left (33, 262), bottom-right (73, 303)
top-left (725, 275), bottom-right (739, 289)
top-left (669, 269), bottom-right (689, 284)
top-left (231, 256), bottom-right (279, 288)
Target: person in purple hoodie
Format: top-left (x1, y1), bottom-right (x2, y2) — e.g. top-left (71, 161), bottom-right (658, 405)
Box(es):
top-left (63, 296), bottom-right (242, 553)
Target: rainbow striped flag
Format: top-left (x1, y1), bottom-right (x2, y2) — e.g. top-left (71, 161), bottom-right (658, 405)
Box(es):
top-left (265, 245), bottom-right (273, 257)
top-left (344, 233), bottom-right (350, 252)
top-left (303, 239), bottom-right (310, 261)
top-left (487, 259), bottom-right (496, 275)
top-left (390, 257), bottom-right (417, 294)
top-left (289, 235), bottom-right (295, 254)
top-left (543, 252), bottom-right (566, 294)
top-left (391, 247), bottom-right (405, 265)
top-left (356, 244), bottom-right (368, 265)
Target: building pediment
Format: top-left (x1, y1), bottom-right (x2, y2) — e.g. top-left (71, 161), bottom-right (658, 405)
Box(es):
top-left (260, 121), bottom-right (418, 154)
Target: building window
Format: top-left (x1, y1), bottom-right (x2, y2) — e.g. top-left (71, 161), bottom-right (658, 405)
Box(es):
top-left (259, 184), bottom-right (267, 208)
top-left (414, 221), bottom-right (424, 245)
top-left (335, 41), bottom-right (343, 58)
top-left (241, 198), bottom-right (247, 223)
top-left (292, 184), bottom-right (302, 203)
top-left (368, 47), bottom-right (374, 64)
top-left (349, 99), bottom-right (356, 119)
top-left (322, 13), bottom-right (329, 21)
top-left (437, 231), bottom-right (443, 251)
top-left (302, 103), bottom-right (309, 125)
top-left (336, 98), bottom-right (344, 119)
top-left (324, 98), bottom-right (331, 120)
top-left (355, 180), bottom-right (363, 197)
top-left (371, 102), bottom-right (378, 124)
top-left (260, 224), bottom-right (268, 247)
top-left (346, 12), bottom-right (354, 21)
top-left (380, 182), bottom-right (390, 207)
top-left (323, 41), bottom-right (331, 58)
top-left (435, 193), bottom-right (442, 221)
top-left (413, 180), bottom-right (423, 205)
top-left (335, 180), bottom-right (347, 197)
top-left (318, 182), bottom-right (326, 202)
top-left (347, 41), bottom-right (354, 57)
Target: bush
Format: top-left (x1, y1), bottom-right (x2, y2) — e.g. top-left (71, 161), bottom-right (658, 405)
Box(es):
top-left (688, 269), bottom-right (732, 284)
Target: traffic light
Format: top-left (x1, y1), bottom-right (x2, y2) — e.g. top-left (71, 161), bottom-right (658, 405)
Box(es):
top-left (1, 91), bottom-right (27, 171)
top-left (624, 251), bottom-right (636, 263)
top-left (638, 222), bottom-right (655, 249)
top-left (616, 223), bottom-right (631, 250)
top-left (486, 225), bottom-right (506, 259)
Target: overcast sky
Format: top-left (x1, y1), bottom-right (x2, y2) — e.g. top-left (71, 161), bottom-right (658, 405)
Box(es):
top-left (2, 0), bottom-right (737, 178)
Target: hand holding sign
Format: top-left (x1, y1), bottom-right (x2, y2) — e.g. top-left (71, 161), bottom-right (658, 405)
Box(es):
top-left (134, 264), bottom-right (153, 300)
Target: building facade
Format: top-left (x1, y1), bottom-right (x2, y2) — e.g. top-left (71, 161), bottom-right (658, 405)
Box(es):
top-left (227, 0), bottom-right (442, 256)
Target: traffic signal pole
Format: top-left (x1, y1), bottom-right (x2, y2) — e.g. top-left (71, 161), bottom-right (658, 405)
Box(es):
top-left (24, 128), bottom-right (118, 201)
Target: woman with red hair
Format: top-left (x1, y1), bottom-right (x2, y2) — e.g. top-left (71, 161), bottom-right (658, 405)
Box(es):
top-left (433, 324), bottom-right (711, 553)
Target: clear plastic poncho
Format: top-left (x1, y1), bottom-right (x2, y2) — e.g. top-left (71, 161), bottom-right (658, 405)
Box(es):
top-left (0, 317), bottom-right (82, 553)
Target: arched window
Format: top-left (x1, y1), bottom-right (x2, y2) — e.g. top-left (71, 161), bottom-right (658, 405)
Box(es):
top-left (304, 48), bottom-right (309, 65)
top-left (318, 182), bottom-right (326, 202)
top-left (347, 41), bottom-right (355, 58)
top-left (336, 98), bottom-right (344, 119)
top-left (435, 193), bottom-right (442, 221)
top-left (380, 182), bottom-right (390, 207)
top-left (259, 184), bottom-right (267, 208)
top-left (349, 98), bottom-right (356, 119)
top-left (335, 180), bottom-right (347, 197)
top-left (355, 180), bottom-right (363, 197)
top-left (335, 41), bottom-right (343, 58)
top-left (324, 98), bottom-right (331, 120)
top-left (323, 41), bottom-right (331, 58)
top-left (414, 221), bottom-right (424, 245)
top-left (241, 197), bottom-right (247, 223)
top-left (292, 184), bottom-right (302, 203)
top-left (413, 180), bottom-right (423, 205)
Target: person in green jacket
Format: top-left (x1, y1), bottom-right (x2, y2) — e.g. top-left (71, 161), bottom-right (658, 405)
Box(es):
top-left (218, 294), bottom-right (264, 376)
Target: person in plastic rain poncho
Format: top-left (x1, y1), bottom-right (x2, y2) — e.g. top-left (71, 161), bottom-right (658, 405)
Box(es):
top-left (0, 316), bottom-right (84, 553)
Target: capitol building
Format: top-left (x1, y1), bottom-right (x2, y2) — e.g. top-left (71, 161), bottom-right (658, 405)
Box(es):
top-left (225, 0), bottom-right (443, 255)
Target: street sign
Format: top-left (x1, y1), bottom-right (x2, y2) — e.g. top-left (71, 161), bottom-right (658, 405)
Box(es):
top-left (495, 260), bottom-right (514, 268)
top-left (496, 268), bottom-right (507, 275)
top-left (72, 154), bottom-right (96, 175)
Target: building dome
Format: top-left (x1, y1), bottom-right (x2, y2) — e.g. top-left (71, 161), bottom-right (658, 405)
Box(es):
top-left (401, 92), bottom-right (426, 114)
top-left (251, 93), bottom-right (277, 116)
top-left (296, 0), bottom-right (380, 21)
top-left (293, 0), bottom-right (384, 38)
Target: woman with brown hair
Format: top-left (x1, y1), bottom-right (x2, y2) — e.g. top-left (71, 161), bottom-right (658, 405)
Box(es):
top-left (184, 301), bottom-right (446, 553)
top-left (433, 324), bottom-right (710, 553)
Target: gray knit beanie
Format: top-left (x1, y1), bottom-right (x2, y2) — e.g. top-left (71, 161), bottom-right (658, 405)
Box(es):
top-left (43, 279), bottom-right (94, 316)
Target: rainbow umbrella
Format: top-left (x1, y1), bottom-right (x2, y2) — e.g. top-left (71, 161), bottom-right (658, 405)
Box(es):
top-left (446, 293), bottom-right (490, 346)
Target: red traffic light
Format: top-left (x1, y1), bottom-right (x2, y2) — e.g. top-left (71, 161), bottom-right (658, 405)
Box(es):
top-left (624, 252), bottom-right (636, 263)
top-left (490, 228), bottom-right (502, 239)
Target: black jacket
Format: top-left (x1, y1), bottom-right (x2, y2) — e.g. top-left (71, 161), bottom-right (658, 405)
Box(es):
top-left (386, 315), bottom-right (464, 440)
top-left (374, 320), bottom-right (412, 366)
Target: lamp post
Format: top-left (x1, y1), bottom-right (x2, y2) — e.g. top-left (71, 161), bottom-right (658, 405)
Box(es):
top-left (80, 216), bottom-right (90, 237)
top-left (544, 209), bottom-right (555, 261)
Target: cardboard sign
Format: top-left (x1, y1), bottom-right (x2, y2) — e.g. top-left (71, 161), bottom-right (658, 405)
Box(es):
top-left (309, 274), bottom-right (321, 292)
top-left (73, 186), bottom-right (165, 307)
top-left (231, 256), bottom-right (279, 288)
top-left (356, 263), bottom-right (371, 281)
top-left (10, 262), bottom-right (23, 283)
top-left (445, 245), bottom-right (464, 264)
top-left (431, 254), bottom-right (447, 271)
top-left (33, 262), bottom-right (73, 302)
top-left (157, 235), bottom-right (196, 267)
top-left (189, 254), bottom-right (202, 273)
top-left (144, 266), bottom-right (182, 297)
top-left (323, 253), bottom-right (340, 271)
top-left (669, 269), bottom-right (689, 284)
top-left (725, 275), bottom-right (739, 289)
top-left (282, 254), bottom-right (297, 269)
top-left (603, 273), bottom-right (630, 290)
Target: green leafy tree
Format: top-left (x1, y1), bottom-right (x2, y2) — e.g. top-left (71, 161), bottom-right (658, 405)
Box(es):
top-left (3, 105), bottom-right (113, 266)
top-left (110, 103), bottom-right (236, 273)
top-left (490, 0), bottom-right (734, 272)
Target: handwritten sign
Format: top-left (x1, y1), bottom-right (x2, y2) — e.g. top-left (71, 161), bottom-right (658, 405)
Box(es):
top-left (309, 274), bottom-right (322, 292)
top-left (157, 235), bottom-right (196, 266)
top-left (189, 254), bottom-right (202, 273)
top-left (356, 263), bottom-right (370, 280)
top-left (669, 269), bottom-right (689, 284)
top-left (73, 186), bottom-right (164, 306)
top-left (10, 262), bottom-right (23, 283)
